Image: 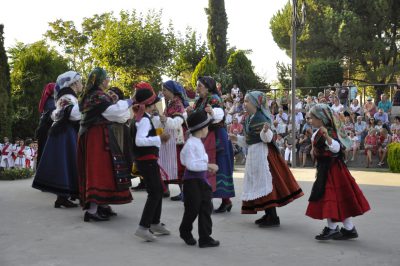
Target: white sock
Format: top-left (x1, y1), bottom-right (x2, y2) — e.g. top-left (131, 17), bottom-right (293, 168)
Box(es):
top-left (88, 202), bottom-right (98, 214)
top-left (327, 219), bottom-right (338, 230)
top-left (343, 218), bottom-right (354, 230)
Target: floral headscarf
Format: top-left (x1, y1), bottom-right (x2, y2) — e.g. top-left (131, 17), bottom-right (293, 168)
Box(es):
top-left (245, 91), bottom-right (272, 125)
top-left (309, 103), bottom-right (351, 149)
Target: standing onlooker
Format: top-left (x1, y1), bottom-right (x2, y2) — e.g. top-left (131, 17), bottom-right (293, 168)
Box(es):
top-left (337, 82), bottom-right (349, 107)
top-left (378, 94), bottom-right (392, 115)
top-left (331, 97), bottom-right (344, 114)
top-left (231, 84), bottom-right (240, 99)
top-left (393, 77), bottom-right (400, 106)
top-left (305, 95), bottom-right (316, 113)
top-left (349, 82), bottom-right (358, 102)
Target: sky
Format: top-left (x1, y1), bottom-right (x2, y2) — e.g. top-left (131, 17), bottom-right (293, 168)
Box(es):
top-left (0, 0), bottom-right (291, 82)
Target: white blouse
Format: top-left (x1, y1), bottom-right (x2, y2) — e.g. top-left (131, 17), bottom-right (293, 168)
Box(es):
top-left (102, 100), bottom-right (131, 123)
top-left (311, 128), bottom-right (340, 153)
top-left (180, 136), bottom-right (208, 172)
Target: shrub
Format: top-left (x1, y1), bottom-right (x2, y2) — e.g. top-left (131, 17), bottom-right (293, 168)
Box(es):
top-left (0, 168), bottom-right (34, 180)
top-left (387, 143), bottom-right (400, 173)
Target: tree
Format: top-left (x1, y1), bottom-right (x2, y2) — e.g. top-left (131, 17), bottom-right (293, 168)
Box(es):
top-left (191, 55), bottom-right (218, 88)
top-left (90, 10), bottom-right (176, 91)
top-left (205, 0), bottom-right (228, 68)
top-left (45, 14), bottom-right (110, 78)
top-left (306, 59), bottom-right (343, 87)
top-left (270, 0), bottom-right (400, 99)
top-left (8, 41), bottom-right (68, 138)
top-left (167, 27), bottom-right (208, 88)
top-left (227, 50), bottom-right (261, 93)
top-left (0, 24), bottom-right (12, 138)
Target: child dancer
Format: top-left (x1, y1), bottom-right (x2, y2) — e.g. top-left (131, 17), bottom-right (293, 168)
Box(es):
top-left (179, 111), bottom-right (220, 248)
top-left (132, 82), bottom-right (171, 241)
top-left (307, 104), bottom-right (370, 240)
top-left (230, 91), bottom-right (303, 227)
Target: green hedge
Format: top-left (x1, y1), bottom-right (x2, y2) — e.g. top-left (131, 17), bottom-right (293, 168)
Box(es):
top-left (0, 168), bottom-right (34, 180)
top-left (387, 143), bottom-right (400, 173)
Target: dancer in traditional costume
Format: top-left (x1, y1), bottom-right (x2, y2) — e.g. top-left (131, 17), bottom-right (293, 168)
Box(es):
top-left (307, 104), bottom-right (370, 240)
top-left (78, 67), bottom-right (133, 222)
top-left (179, 111), bottom-right (220, 248)
top-left (230, 91), bottom-right (303, 227)
top-left (157, 80), bottom-right (188, 200)
top-left (35, 83), bottom-right (56, 166)
top-left (0, 137), bottom-right (14, 170)
top-left (14, 139), bottom-right (26, 169)
top-left (132, 82), bottom-right (171, 241)
top-left (188, 76), bottom-right (235, 213)
top-left (32, 71), bottom-right (82, 208)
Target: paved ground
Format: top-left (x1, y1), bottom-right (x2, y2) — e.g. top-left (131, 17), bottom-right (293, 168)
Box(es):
top-left (0, 167), bottom-right (399, 266)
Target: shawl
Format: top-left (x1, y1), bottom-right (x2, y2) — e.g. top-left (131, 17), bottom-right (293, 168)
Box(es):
top-left (165, 96), bottom-right (185, 118)
top-left (38, 83), bottom-right (55, 113)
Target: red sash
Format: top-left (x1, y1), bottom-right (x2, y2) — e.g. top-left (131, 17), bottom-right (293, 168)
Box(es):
top-left (17, 146), bottom-right (25, 157)
top-left (2, 144), bottom-right (10, 155)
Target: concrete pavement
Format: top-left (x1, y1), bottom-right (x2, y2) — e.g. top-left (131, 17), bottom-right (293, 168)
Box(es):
top-left (0, 168), bottom-right (399, 266)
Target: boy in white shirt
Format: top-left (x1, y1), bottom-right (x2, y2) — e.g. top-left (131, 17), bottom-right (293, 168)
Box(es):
top-left (179, 111), bottom-right (220, 248)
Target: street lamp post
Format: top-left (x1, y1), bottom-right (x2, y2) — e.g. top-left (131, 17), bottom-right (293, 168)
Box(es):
top-left (290, 0), bottom-right (305, 168)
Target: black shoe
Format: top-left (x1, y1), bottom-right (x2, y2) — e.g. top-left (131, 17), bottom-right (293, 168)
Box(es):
top-left (333, 227), bottom-right (358, 240)
top-left (315, 226), bottom-right (340, 240)
top-left (255, 215), bottom-right (268, 225)
top-left (98, 206), bottom-right (117, 217)
top-left (258, 216), bottom-right (280, 228)
top-left (54, 198), bottom-right (78, 208)
top-left (180, 235), bottom-right (197, 246)
top-left (163, 190), bottom-right (170, 198)
top-left (214, 202), bottom-right (233, 213)
top-left (84, 211), bottom-right (110, 222)
top-left (199, 238), bottom-right (220, 248)
top-left (132, 182), bottom-right (146, 191)
top-left (171, 193), bottom-right (183, 201)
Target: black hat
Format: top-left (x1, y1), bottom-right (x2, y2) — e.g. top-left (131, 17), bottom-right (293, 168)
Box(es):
top-left (187, 111), bottom-right (213, 134)
top-left (134, 82), bottom-right (160, 106)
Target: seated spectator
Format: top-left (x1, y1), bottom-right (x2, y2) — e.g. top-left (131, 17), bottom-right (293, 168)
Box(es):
top-left (392, 129), bottom-right (400, 143)
top-left (343, 116), bottom-right (354, 135)
top-left (229, 117), bottom-right (243, 135)
top-left (375, 119), bottom-right (383, 131)
top-left (349, 98), bottom-right (361, 122)
top-left (295, 97), bottom-right (303, 110)
top-left (390, 116), bottom-right (400, 133)
top-left (298, 129), bottom-right (312, 167)
top-left (270, 100), bottom-right (279, 116)
top-left (231, 84), bottom-right (240, 99)
top-left (274, 120), bottom-right (287, 136)
top-left (276, 108), bottom-right (288, 124)
top-left (347, 131), bottom-right (360, 162)
top-left (354, 115), bottom-right (367, 145)
top-left (378, 128), bottom-right (391, 167)
top-left (367, 117), bottom-right (376, 131)
top-left (331, 96), bottom-right (344, 113)
top-left (378, 94), bottom-right (392, 115)
top-left (295, 109), bottom-right (304, 131)
top-left (302, 115), bottom-right (313, 134)
top-left (363, 97), bottom-right (377, 118)
top-left (373, 108), bottom-right (389, 125)
top-left (364, 129), bottom-right (378, 168)
top-left (328, 90), bottom-right (336, 105)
